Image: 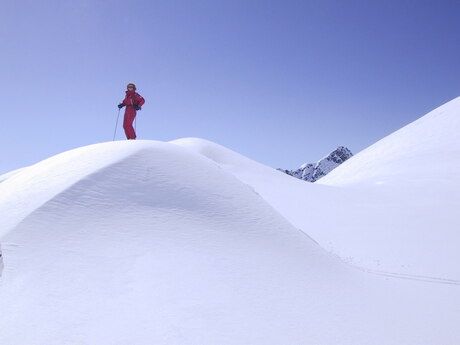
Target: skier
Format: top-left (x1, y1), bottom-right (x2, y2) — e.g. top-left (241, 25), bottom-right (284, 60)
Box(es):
top-left (117, 83), bottom-right (145, 140)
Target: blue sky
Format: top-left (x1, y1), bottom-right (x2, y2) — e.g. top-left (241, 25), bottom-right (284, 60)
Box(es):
top-left (1, 0), bottom-right (459, 174)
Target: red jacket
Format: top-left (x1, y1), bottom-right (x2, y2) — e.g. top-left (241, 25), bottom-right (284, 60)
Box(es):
top-left (121, 90), bottom-right (145, 115)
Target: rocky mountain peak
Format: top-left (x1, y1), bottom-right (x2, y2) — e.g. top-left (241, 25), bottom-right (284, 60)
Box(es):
top-left (279, 146), bottom-right (353, 182)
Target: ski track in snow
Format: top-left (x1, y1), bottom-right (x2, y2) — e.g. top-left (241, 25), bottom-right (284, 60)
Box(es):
top-left (352, 265), bottom-right (460, 286)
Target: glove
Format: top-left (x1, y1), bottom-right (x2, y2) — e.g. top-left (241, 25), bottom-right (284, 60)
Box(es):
top-left (134, 105), bottom-right (140, 111)
top-left (117, 103), bottom-right (124, 109)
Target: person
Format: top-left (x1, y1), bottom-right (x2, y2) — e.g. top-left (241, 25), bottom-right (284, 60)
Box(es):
top-left (118, 83), bottom-right (145, 140)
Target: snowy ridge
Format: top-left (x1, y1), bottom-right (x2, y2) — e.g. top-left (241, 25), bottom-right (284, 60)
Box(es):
top-left (0, 142), bottom-right (148, 238)
top-left (319, 96), bottom-right (460, 186)
top-left (280, 146), bottom-right (353, 182)
top-left (0, 167), bottom-right (26, 184)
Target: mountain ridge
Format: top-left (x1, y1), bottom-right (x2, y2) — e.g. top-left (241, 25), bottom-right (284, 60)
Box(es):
top-left (279, 146), bottom-right (353, 182)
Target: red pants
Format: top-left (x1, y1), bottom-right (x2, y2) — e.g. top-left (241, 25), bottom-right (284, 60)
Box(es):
top-left (123, 112), bottom-right (137, 139)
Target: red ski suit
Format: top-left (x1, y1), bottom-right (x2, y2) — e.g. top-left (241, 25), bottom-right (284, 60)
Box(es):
top-left (121, 90), bottom-right (145, 139)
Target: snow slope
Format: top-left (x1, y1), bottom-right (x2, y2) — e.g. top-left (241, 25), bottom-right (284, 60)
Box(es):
top-left (172, 97), bottom-right (460, 281)
top-left (1, 140), bottom-right (459, 344)
top-left (319, 96), bottom-right (460, 187)
top-left (318, 96), bottom-right (460, 278)
top-left (0, 167), bottom-right (26, 184)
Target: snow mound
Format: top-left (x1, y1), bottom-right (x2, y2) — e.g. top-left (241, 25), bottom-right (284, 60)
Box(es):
top-left (1, 140), bottom-right (459, 344)
top-left (0, 141), bottom-right (148, 237)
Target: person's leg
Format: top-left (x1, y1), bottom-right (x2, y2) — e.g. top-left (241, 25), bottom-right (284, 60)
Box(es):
top-left (123, 112), bottom-right (137, 139)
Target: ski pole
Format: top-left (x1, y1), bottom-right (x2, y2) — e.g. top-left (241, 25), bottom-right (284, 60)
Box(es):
top-left (113, 108), bottom-right (121, 141)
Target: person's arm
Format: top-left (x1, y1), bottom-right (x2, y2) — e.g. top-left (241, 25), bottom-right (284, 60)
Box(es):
top-left (118, 98), bottom-right (126, 108)
top-left (137, 94), bottom-right (145, 108)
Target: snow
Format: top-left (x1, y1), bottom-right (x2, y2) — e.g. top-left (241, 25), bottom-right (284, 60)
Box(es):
top-left (319, 96), bottom-right (460, 187)
top-left (172, 97), bottom-right (460, 281)
top-left (0, 97), bottom-right (460, 344)
top-left (317, 96), bottom-right (460, 279)
top-left (0, 167), bottom-right (26, 184)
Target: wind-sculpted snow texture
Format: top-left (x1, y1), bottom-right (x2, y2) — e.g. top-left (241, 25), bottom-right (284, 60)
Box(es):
top-left (0, 98), bottom-right (460, 344)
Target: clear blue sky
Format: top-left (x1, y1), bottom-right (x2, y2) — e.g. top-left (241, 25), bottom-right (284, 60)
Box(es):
top-left (1, 0), bottom-right (459, 174)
